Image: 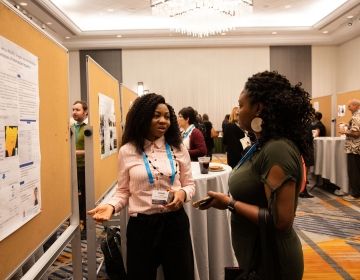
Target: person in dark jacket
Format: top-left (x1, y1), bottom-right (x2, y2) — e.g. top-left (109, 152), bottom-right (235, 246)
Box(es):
top-left (222, 107), bottom-right (247, 168)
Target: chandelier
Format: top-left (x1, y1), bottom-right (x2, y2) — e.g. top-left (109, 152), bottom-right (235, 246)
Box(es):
top-left (151, 0), bottom-right (253, 37)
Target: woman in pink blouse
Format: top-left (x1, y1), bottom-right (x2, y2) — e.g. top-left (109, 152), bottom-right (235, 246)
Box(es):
top-left (88, 93), bottom-right (195, 280)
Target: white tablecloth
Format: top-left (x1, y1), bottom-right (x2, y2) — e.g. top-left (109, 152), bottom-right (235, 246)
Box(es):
top-left (314, 137), bottom-right (349, 193)
top-left (118, 162), bottom-right (237, 280)
top-left (185, 162), bottom-right (236, 280)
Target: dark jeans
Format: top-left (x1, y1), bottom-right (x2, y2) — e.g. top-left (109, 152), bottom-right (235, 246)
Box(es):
top-left (126, 208), bottom-right (194, 280)
top-left (347, 153), bottom-right (360, 197)
top-left (77, 166), bottom-right (86, 224)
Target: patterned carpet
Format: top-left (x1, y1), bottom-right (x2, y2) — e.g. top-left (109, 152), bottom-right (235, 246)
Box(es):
top-left (45, 154), bottom-right (360, 279)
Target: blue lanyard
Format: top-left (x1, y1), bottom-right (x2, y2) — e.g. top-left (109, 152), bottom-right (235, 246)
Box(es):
top-left (234, 143), bottom-right (258, 170)
top-left (182, 124), bottom-right (195, 139)
top-left (142, 143), bottom-right (176, 186)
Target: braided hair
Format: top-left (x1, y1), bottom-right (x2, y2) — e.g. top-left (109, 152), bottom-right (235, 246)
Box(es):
top-left (244, 71), bottom-right (315, 161)
top-left (122, 93), bottom-right (182, 154)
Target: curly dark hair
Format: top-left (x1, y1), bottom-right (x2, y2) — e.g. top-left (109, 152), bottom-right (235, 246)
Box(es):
top-left (244, 71), bottom-right (315, 160)
top-left (122, 93), bottom-right (182, 154)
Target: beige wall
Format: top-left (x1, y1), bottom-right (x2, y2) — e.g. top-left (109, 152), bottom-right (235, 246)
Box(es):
top-left (69, 51), bottom-right (81, 111)
top-left (312, 46), bottom-right (337, 98)
top-left (337, 36), bottom-right (360, 94)
top-left (122, 47), bottom-right (270, 130)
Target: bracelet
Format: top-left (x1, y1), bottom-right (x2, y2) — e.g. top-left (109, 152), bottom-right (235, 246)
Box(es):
top-left (227, 198), bottom-right (236, 213)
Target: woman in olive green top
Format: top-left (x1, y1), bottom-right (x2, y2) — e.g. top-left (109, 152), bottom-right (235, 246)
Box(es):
top-left (200, 71), bottom-right (314, 279)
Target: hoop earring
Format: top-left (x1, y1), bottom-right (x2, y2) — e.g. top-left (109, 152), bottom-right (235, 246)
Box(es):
top-left (251, 117), bottom-right (263, 133)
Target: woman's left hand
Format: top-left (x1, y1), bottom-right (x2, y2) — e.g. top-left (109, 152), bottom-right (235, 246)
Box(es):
top-left (199, 191), bottom-right (231, 210)
top-left (165, 189), bottom-right (186, 211)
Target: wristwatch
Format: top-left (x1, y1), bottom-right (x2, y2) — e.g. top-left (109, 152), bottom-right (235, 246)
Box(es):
top-left (227, 198), bottom-right (236, 213)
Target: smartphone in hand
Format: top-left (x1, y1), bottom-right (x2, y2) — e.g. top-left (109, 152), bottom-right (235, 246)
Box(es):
top-left (192, 196), bottom-right (213, 208)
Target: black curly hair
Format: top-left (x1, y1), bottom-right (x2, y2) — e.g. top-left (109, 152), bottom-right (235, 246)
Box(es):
top-left (244, 71), bottom-right (315, 161)
top-left (121, 93), bottom-right (182, 154)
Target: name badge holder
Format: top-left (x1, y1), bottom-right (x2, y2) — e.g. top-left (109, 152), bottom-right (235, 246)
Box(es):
top-left (143, 143), bottom-right (176, 205)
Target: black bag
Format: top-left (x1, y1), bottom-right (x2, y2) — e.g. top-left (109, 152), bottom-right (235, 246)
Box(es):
top-left (100, 226), bottom-right (127, 280)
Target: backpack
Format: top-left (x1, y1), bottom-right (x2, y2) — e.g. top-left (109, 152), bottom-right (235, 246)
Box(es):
top-left (100, 226), bottom-right (127, 280)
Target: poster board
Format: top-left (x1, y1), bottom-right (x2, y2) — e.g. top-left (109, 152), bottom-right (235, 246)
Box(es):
top-left (120, 85), bottom-right (138, 125)
top-left (311, 95), bottom-right (332, 136)
top-left (86, 57), bottom-right (121, 201)
top-left (0, 2), bottom-right (70, 279)
top-left (336, 90), bottom-right (360, 135)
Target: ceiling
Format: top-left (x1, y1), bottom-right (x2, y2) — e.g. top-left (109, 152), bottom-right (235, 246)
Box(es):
top-left (7, 0), bottom-right (360, 50)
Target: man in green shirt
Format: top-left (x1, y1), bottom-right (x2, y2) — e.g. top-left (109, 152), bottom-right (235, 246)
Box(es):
top-left (72, 100), bottom-right (88, 238)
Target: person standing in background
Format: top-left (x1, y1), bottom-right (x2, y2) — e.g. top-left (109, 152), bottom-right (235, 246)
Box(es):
top-left (202, 113), bottom-right (217, 159)
top-left (222, 107), bottom-right (246, 168)
top-left (88, 93), bottom-right (195, 280)
top-left (222, 114), bottom-right (230, 133)
top-left (339, 99), bottom-right (360, 201)
top-left (71, 100), bottom-right (88, 237)
top-left (311, 112), bottom-right (326, 137)
top-left (178, 106), bottom-right (207, 161)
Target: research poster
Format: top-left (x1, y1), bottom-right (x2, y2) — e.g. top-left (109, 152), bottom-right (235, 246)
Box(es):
top-left (0, 36), bottom-right (41, 241)
top-left (99, 93), bottom-right (117, 159)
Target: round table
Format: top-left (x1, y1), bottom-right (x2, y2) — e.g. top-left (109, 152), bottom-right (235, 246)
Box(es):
top-left (183, 162), bottom-right (237, 280)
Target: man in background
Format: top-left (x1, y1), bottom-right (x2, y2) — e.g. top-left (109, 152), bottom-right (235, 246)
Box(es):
top-left (339, 99), bottom-right (360, 201)
top-left (72, 100), bottom-right (88, 237)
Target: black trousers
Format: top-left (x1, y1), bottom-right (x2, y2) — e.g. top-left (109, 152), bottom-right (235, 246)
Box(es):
top-left (347, 153), bottom-right (360, 197)
top-left (77, 166), bottom-right (86, 223)
top-left (126, 208), bottom-right (194, 280)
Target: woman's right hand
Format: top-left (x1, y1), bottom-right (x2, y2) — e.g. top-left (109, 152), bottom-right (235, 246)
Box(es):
top-left (87, 204), bottom-right (114, 222)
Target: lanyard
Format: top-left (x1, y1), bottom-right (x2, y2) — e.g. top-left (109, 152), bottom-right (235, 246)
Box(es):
top-left (234, 143), bottom-right (258, 170)
top-left (142, 143), bottom-right (176, 186)
top-left (182, 124), bottom-right (195, 139)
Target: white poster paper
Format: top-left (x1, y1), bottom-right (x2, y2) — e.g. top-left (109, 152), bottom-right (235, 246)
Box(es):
top-left (0, 36), bottom-right (41, 241)
top-left (338, 105), bottom-right (346, 117)
top-left (99, 93), bottom-right (117, 159)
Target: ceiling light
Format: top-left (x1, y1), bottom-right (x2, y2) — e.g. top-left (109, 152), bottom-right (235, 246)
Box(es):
top-left (284, 5), bottom-right (291, 9)
top-left (347, 21), bottom-right (353, 26)
top-left (19, 2), bottom-right (28, 6)
top-left (346, 15), bottom-right (354, 19)
top-left (322, 30), bottom-right (328, 34)
top-left (271, 31), bottom-right (277, 35)
top-left (107, 8), bottom-right (114, 12)
top-left (46, 22), bottom-right (52, 25)
top-left (65, 36), bottom-right (70, 39)
top-left (116, 34), bottom-right (122, 38)
top-left (151, 0), bottom-right (253, 37)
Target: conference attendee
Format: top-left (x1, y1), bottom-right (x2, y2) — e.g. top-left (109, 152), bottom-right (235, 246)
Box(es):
top-left (222, 107), bottom-right (247, 168)
top-left (200, 71), bottom-right (312, 280)
top-left (71, 100), bottom-right (88, 237)
top-left (88, 93), bottom-right (195, 280)
top-left (311, 111), bottom-right (326, 137)
top-left (222, 114), bottom-right (230, 133)
top-left (339, 99), bottom-right (360, 202)
top-left (202, 113), bottom-right (217, 159)
top-left (178, 106), bottom-right (207, 161)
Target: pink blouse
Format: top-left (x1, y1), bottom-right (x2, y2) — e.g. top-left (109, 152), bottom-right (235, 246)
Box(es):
top-left (107, 136), bottom-right (195, 216)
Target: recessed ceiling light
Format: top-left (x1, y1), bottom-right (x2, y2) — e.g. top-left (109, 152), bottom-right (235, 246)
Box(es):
top-left (116, 34), bottom-right (122, 38)
top-left (65, 36), bottom-right (70, 39)
top-left (19, 2), bottom-right (27, 6)
top-left (272, 31), bottom-right (277, 35)
top-left (322, 30), bottom-right (329, 34)
top-left (107, 8), bottom-right (114, 12)
top-left (346, 15), bottom-right (354, 19)
top-left (221, 32), bottom-right (226, 36)
top-left (46, 22), bottom-right (52, 25)
top-left (284, 5), bottom-right (291, 9)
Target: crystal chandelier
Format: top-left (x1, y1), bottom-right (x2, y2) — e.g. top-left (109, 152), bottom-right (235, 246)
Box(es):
top-left (151, 0), bottom-right (253, 37)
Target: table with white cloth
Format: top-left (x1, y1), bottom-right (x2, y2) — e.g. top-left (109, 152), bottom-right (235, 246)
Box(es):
top-left (118, 162), bottom-right (237, 280)
top-left (314, 137), bottom-right (349, 193)
top-left (184, 162), bottom-right (237, 280)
